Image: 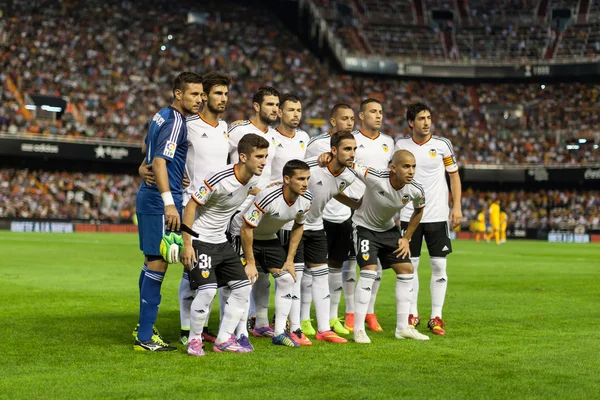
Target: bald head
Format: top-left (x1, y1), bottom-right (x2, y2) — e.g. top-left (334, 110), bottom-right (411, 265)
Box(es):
top-left (391, 150), bottom-right (415, 166)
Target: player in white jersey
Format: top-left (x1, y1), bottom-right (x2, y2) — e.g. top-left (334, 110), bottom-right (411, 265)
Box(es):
top-left (394, 102), bottom-right (462, 336)
top-left (351, 150), bottom-right (430, 343)
top-left (226, 87), bottom-right (280, 330)
top-left (302, 132), bottom-right (361, 344)
top-left (180, 134), bottom-right (268, 356)
top-left (178, 72), bottom-right (232, 346)
top-left (229, 160), bottom-right (312, 349)
top-left (302, 103), bottom-right (356, 336)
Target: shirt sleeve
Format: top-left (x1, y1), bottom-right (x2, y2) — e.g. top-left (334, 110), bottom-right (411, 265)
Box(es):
top-left (351, 163), bottom-right (379, 184)
top-left (412, 187), bottom-right (426, 209)
top-left (243, 201), bottom-right (265, 228)
top-left (441, 140), bottom-right (459, 174)
top-left (191, 179), bottom-right (215, 206)
top-left (154, 114), bottom-right (184, 162)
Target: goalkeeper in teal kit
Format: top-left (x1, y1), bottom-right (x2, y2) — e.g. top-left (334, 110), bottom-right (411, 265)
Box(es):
top-left (133, 72), bottom-right (203, 351)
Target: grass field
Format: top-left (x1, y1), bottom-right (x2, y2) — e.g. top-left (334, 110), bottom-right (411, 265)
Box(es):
top-left (1, 232), bottom-right (599, 399)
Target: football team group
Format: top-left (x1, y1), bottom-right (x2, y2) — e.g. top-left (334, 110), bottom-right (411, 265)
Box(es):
top-left (133, 71), bottom-right (463, 356)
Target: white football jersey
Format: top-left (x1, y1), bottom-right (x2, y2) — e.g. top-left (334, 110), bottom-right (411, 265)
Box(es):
top-left (227, 120), bottom-right (278, 188)
top-left (304, 157), bottom-right (358, 231)
top-left (184, 114), bottom-right (229, 204)
top-left (351, 165), bottom-right (426, 232)
top-left (305, 132), bottom-right (350, 224)
top-left (229, 185), bottom-right (313, 240)
top-left (190, 164), bottom-right (259, 244)
top-left (395, 135), bottom-right (458, 223)
top-left (345, 129), bottom-right (395, 199)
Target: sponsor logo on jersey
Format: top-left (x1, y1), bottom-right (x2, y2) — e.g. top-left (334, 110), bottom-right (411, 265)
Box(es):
top-left (277, 143), bottom-right (284, 148)
top-left (164, 141), bottom-right (177, 157)
top-left (316, 181), bottom-right (323, 186)
top-left (382, 144), bottom-right (389, 152)
top-left (201, 133), bottom-right (208, 138)
top-left (429, 149), bottom-right (437, 158)
top-left (401, 195), bottom-right (410, 205)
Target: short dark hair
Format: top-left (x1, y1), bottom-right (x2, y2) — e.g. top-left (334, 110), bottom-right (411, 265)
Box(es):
top-left (330, 131), bottom-right (355, 149)
top-left (283, 159), bottom-right (309, 179)
top-left (202, 71), bottom-right (231, 96)
top-left (252, 86), bottom-right (280, 106)
top-left (280, 93), bottom-right (301, 108)
top-left (330, 103), bottom-right (353, 118)
top-left (173, 72), bottom-right (203, 97)
top-left (238, 133), bottom-right (270, 157)
top-left (360, 98), bottom-right (383, 113)
top-left (406, 102), bottom-right (432, 122)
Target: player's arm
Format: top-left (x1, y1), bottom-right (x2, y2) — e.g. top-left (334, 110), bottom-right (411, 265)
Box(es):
top-left (153, 157), bottom-right (179, 231)
top-left (334, 193), bottom-right (362, 210)
top-left (240, 222), bottom-right (259, 284)
top-left (448, 171), bottom-right (462, 229)
top-left (394, 206), bottom-right (424, 259)
top-left (181, 199), bottom-right (199, 268)
top-left (139, 158), bottom-right (155, 185)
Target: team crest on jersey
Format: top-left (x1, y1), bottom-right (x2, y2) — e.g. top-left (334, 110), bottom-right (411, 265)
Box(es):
top-left (164, 141), bottom-right (177, 157)
top-left (338, 181), bottom-right (347, 192)
top-left (295, 210), bottom-right (305, 219)
top-left (201, 269), bottom-right (210, 278)
top-left (240, 256), bottom-right (247, 266)
top-left (299, 140), bottom-right (305, 150)
top-left (401, 195), bottom-right (410, 205)
top-left (429, 149), bottom-right (437, 158)
top-left (382, 144), bottom-right (389, 152)
top-left (223, 131), bottom-right (228, 139)
top-left (362, 253), bottom-right (369, 261)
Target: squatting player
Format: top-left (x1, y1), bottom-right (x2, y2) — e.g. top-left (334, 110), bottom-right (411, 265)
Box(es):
top-left (395, 102), bottom-right (462, 336)
top-left (134, 71), bottom-right (203, 351)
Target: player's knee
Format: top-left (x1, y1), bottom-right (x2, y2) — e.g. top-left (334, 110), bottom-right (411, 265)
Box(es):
top-left (230, 284), bottom-right (252, 302)
top-left (196, 286), bottom-right (217, 302)
top-left (430, 257), bottom-right (447, 277)
top-left (275, 272), bottom-right (295, 290)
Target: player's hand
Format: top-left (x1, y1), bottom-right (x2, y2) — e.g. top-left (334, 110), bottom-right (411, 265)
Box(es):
top-left (317, 152), bottom-right (333, 167)
top-left (181, 244), bottom-right (196, 268)
top-left (394, 238), bottom-right (411, 259)
top-left (450, 207), bottom-right (463, 229)
top-left (282, 260), bottom-right (297, 281)
top-left (245, 263), bottom-right (259, 284)
top-left (182, 172), bottom-right (190, 189)
top-left (165, 204), bottom-right (180, 231)
top-left (139, 164), bottom-right (155, 185)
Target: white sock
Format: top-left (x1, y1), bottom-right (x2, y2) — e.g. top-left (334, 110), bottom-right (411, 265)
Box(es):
top-left (396, 274), bottom-right (414, 331)
top-left (189, 284), bottom-right (217, 342)
top-left (216, 281), bottom-right (251, 343)
top-left (248, 282), bottom-right (256, 318)
top-left (409, 257), bottom-right (420, 316)
top-left (289, 264), bottom-right (304, 332)
top-left (273, 272), bottom-right (295, 335)
top-left (178, 272), bottom-right (194, 330)
top-left (328, 267), bottom-right (343, 320)
top-left (310, 265), bottom-right (331, 332)
top-left (354, 270), bottom-right (377, 331)
top-left (218, 286), bottom-right (230, 321)
top-left (430, 257), bottom-right (448, 319)
top-left (300, 267), bottom-right (313, 321)
top-left (234, 288), bottom-right (251, 339)
top-left (367, 261), bottom-right (383, 314)
top-left (342, 259), bottom-right (357, 313)
top-left (253, 272), bottom-right (271, 328)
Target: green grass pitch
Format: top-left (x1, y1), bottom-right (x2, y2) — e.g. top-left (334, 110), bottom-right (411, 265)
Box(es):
top-left (1, 232), bottom-right (599, 399)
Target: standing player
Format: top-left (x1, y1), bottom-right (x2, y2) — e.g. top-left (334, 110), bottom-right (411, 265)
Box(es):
top-left (178, 72), bottom-right (232, 346)
top-left (227, 87), bottom-right (280, 333)
top-left (395, 102), bottom-right (463, 336)
top-left (475, 207), bottom-right (486, 242)
top-left (487, 199), bottom-right (501, 245)
top-left (180, 134), bottom-right (268, 356)
top-left (302, 103), bottom-right (356, 335)
top-left (351, 150), bottom-right (429, 343)
top-left (134, 71), bottom-right (203, 351)
top-left (500, 208), bottom-right (508, 243)
top-left (229, 160), bottom-right (313, 348)
top-left (302, 132), bottom-right (361, 343)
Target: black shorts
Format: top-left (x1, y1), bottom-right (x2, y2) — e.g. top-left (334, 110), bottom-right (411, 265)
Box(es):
top-left (302, 229), bottom-right (328, 265)
top-left (323, 218), bottom-right (356, 262)
top-left (400, 221), bottom-right (452, 258)
top-left (277, 229), bottom-right (305, 264)
top-left (252, 239), bottom-right (288, 274)
top-left (189, 240), bottom-right (248, 290)
top-left (353, 225), bottom-right (410, 269)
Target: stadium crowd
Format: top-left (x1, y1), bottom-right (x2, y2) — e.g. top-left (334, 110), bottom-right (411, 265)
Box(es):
top-left (462, 189), bottom-right (600, 230)
top-left (1, 1), bottom-right (599, 165)
top-left (0, 168), bottom-right (139, 222)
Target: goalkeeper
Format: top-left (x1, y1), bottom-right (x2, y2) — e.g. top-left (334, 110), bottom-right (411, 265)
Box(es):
top-left (133, 72), bottom-right (203, 352)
